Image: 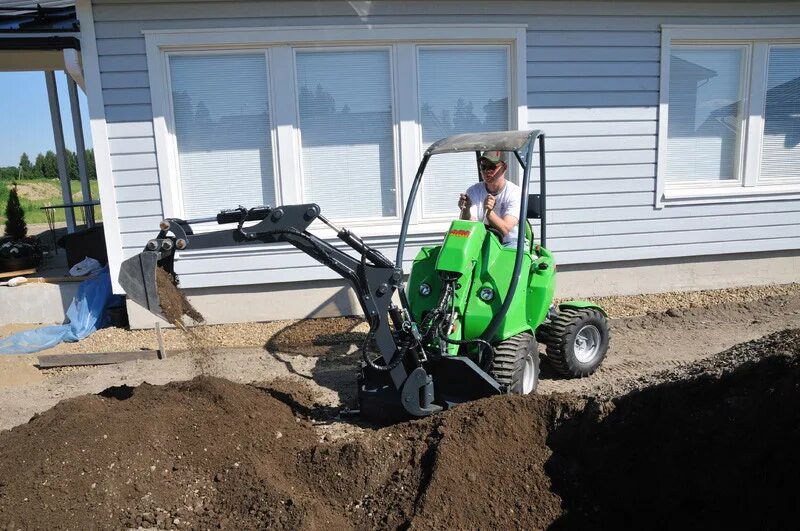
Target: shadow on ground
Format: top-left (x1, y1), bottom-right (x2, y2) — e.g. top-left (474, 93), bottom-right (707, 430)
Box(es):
top-left (264, 316), bottom-right (588, 419)
top-left (545, 353), bottom-right (800, 530)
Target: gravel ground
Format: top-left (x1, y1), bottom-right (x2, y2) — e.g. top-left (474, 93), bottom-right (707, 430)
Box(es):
top-left (2, 283), bottom-right (798, 355)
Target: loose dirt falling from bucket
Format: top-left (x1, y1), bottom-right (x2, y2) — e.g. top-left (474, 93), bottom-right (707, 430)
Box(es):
top-left (155, 267), bottom-right (214, 373)
top-left (175, 324), bottom-right (218, 374)
top-left (155, 267), bottom-right (204, 325)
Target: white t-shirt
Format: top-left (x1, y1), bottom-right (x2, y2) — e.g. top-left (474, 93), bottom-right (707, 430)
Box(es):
top-left (465, 179), bottom-right (521, 247)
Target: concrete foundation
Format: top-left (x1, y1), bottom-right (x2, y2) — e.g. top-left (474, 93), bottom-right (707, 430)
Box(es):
top-left (126, 250), bottom-right (800, 329)
top-left (0, 282), bottom-right (80, 325)
top-left (126, 279), bottom-right (362, 329)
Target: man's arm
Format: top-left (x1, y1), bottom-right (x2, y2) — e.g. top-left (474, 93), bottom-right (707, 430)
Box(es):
top-left (483, 194), bottom-right (517, 238)
top-left (486, 210), bottom-right (518, 238)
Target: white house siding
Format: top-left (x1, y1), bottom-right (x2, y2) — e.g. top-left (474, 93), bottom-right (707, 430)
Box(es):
top-left (89, 0), bottom-right (800, 291)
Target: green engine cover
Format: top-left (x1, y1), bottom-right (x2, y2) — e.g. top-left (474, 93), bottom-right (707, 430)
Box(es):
top-left (407, 220), bottom-right (557, 357)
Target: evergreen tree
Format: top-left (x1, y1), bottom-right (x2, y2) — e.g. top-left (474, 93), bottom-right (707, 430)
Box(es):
top-left (67, 150), bottom-right (79, 181)
top-left (85, 148), bottom-right (96, 180)
top-left (42, 151), bottom-right (58, 180)
top-left (4, 184), bottom-right (27, 240)
top-left (34, 153), bottom-right (46, 179)
top-left (19, 153), bottom-right (31, 177)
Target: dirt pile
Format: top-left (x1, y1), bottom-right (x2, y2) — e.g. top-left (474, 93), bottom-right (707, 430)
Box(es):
top-left (1, 330), bottom-right (799, 529)
top-left (0, 377), bottom-right (329, 529)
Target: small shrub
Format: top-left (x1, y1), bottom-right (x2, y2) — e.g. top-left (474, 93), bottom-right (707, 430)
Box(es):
top-left (4, 184), bottom-right (27, 240)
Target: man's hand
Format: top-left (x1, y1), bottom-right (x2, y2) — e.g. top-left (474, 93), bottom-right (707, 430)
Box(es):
top-left (458, 193), bottom-right (472, 211)
top-left (484, 194), bottom-right (496, 213)
top-left (458, 193), bottom-right (474, 221)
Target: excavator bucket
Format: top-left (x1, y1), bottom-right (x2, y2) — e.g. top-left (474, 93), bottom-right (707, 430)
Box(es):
top-left (118, 250), bottom-right (168, 321)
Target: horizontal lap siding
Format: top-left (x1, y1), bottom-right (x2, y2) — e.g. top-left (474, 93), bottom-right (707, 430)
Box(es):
top-left (523, 6), bottom-right (800, 263)
top-left (92, 0), bottom-right (800, 289)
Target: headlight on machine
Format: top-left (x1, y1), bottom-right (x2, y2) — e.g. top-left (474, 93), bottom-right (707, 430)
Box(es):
top-left (479, 287), bottom-right (495, 302)
top-left (419, 283), bottom-right (432, 296)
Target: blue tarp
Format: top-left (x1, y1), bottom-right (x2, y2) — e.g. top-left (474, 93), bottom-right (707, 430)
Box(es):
top-left (0, 266), bottom-right (116, 354)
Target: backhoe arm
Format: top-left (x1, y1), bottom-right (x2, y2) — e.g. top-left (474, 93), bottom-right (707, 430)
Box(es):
top-left (118, 203), bottom-right (441, 418)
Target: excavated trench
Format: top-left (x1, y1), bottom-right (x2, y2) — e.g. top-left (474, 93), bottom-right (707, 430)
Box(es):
top-left (0, 330), bottom-right (798, 530)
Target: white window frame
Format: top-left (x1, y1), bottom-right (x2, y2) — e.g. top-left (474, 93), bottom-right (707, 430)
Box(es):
top-left (656, 25), bottom-right (800, 208)
top-left (143, 25), bottom-right (527, 248)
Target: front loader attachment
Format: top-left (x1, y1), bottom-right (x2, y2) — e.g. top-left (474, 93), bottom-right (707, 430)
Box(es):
top-left (119, 250), bottom-right (164, 319)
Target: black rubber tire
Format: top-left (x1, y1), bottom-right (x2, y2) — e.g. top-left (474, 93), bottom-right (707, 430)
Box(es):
top-left (490, 331), bottom-right (540, 394)
top-left (537, 308), bottom-right (610, 378)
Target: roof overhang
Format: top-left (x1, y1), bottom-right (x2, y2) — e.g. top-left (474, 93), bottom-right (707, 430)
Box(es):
top-left (0, 4), bottom-right (82, 83)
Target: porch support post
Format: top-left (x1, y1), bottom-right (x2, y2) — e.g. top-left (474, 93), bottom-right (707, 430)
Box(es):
top-left (45, 70), bottom-right (77, 233)
top-left (67, 75), bottom-right (94, 227)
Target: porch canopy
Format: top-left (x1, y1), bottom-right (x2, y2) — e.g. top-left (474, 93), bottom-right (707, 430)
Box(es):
top-left (0, 1), bottom-right (93, 233)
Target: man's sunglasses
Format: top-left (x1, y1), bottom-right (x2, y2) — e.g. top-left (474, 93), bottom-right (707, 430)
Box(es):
top-left (480, 161), bottom-right (500, 171)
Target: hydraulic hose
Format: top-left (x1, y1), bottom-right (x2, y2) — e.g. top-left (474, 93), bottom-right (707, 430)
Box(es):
top-left (361, 327), bottom-right (409, 372)
top-left (420, 280), bottom-right (498, 369)
top-left (442, 334), bottom-right (496, 369)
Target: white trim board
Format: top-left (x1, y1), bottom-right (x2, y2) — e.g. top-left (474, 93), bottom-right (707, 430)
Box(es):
top-left (76, 0), bottom-right (126, 293)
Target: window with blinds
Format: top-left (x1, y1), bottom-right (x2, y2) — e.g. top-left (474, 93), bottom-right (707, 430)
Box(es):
top-left (169, 54), bottom-right (275, 219)
top-left (659, 29), bottom-right (800, 205)
top-left (760, 46), bottom-right (800, 183)
top-left (418, 47), bottom-right (509, 218)
top-left (666, 47), bottom-right (745, 183)
top-left (163, 40), bottom-right (519, 222)
top-left (296, 50), bottom-right (396, 219)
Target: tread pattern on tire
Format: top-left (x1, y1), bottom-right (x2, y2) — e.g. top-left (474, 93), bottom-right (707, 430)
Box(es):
top-left (490, 331), bottom-right (539, 394)
top-left (536, 308), bottom-right (610, 378)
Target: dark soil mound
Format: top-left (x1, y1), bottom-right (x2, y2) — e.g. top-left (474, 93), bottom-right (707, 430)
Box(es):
top-left (0, 377), bottom-right (335, 530)
top-left (547, 329), bottom-right (800, 530)
top-left (1, 330), bottom-right (799, 530)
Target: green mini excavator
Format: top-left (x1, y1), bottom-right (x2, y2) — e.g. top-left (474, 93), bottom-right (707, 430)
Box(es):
top-left (119, 130), bottom-right (610, 422)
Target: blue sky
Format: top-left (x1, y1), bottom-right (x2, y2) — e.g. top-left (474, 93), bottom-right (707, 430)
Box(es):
top-left (0, 71), bottom-right (93, 167)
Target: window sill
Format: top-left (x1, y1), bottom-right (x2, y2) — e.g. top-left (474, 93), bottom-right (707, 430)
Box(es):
top-left (660, 183), bottom-right (800, 207)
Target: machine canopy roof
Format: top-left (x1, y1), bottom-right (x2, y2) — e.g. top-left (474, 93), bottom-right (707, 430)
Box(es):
top-left (425, 130), bottom-right (542, 156)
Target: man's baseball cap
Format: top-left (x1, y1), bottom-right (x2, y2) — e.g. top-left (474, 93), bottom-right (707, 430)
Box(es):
top-left (480, 150), bottom-right (506, 164)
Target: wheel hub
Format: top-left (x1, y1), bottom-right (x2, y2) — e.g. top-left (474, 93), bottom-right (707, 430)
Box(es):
top-left (522, 354), bottom-right (536, 394)
top-left (574, 324), bottom-right (601, 363)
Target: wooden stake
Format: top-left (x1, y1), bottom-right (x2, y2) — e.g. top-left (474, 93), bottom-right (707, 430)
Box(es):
top-left (155, 321), bottom-right (166, 359)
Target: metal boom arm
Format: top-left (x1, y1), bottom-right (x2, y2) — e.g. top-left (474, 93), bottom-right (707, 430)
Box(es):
top-left (119, 203), bottom-right (440, 417)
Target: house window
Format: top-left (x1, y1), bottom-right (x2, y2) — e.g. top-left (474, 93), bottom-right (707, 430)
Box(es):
top-left (296, 49), bottom-right (397, 219)
top-left (657, 26), bottom-right (800, 206)
top-left (666, 47), bottom-right (746, 183)
top-left (146, 25), bottom-right (526, 230)
top-left (418, 47), bottom-right (509, 218)
top-left (760, 46), bottom-right (800, 182)
top-left (168, 54), bottom-right (275, 218)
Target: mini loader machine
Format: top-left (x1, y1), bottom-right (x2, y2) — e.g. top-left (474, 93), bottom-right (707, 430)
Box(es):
top-left (120, 130), bottom-right (610, 421)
